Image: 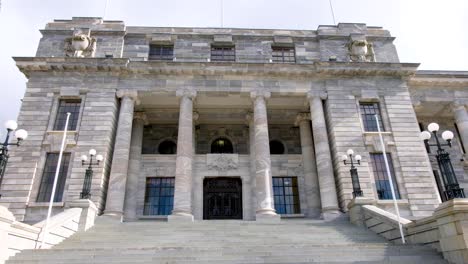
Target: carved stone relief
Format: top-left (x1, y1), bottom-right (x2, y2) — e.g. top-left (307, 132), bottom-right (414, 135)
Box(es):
top-left (64, 29), bottom-right (96, 58)
top-left (206, 154), bottom-right (239, 171)
top-left (347, 38), bottom-right (375, 62)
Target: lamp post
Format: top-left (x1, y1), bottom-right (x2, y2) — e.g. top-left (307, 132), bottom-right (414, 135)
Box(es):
top-left (0, 120), bottom-right (28, 198)
top-left (342, 149), bottom-right (363, 198)
top-left (420, 122), bottom-right (465, 200)
top-left (80, 149), bottom-right (103, 199)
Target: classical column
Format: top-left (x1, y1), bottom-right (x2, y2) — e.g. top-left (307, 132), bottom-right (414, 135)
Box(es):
top-left (295, 113), bottom-right (321, 218)
top-left (251, 91), bottom-right (280, 221)
top-left (307, 91), bottom-right (341, 220)
top-left (452, 102), bottom-right (468, 159)
top-left (168, 89), bottom-right (197, 222)
top-left (105, 90), bottom-right (139, 216)
top-left (123, 112), bottom-right (146, 220)
top-left (246, 112), bottom-right (256, 220)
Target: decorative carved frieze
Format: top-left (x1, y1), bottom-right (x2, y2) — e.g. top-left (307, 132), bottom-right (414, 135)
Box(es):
top-left (206, 154), bottom-right (239, 171)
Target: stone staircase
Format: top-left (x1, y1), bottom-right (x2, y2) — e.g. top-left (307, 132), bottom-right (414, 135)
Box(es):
top-left (6, 217), bottom-right (447, 264)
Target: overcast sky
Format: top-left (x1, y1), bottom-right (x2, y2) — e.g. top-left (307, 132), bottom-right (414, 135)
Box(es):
top-left (0, 0), bottom-right (467, 137)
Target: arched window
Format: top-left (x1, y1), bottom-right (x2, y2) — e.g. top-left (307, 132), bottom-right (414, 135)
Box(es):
top-left (158, 140), bottom-right (177, 154)
top-left (270, 140), bottom-right (285, 154)
top-left (211, 138), bottom-right (233, 153)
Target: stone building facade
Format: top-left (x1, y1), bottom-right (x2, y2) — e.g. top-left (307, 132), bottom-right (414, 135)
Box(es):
top-left (1, 17), bottom-right (467, 223)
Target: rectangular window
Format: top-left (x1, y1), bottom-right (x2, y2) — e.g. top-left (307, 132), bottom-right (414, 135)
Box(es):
top-left (53, 99), bottom-right (81, 131)
top-left (272, 46), bottom-right (296, 63)
top-left (148, 45), bottom-right (174, 61)
top-left (36, 153), bottom-right (71, 202)
top-left (370, 153), bottom-right (400, 200)
top-left (143, 177), bottom-right (175, 216)
top-left (273, 177), bottom-right (300, 214)
top-left (211, 46), bottom-right (235, 62)
top-left (360, 102), bottom-right (384, 132)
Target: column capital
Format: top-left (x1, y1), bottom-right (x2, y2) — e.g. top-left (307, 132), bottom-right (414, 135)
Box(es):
top-left (116, 89), bottom-right (139, 103)
top-left (176, 88), bottom-right (197, 99)
top-left (133, 112), bottom-right (148, 125)
top-left (295, 113), bottom-right (311, 126)
top-left (193, 111), bottom-right (200, 124)
top-left (250, 90), bottom-right (271, 101)
top-left (307, 91), bottom-right (327, 100)
top-left (245, 112), bottom-right (254, 124)
top-left (412, 99), bottom-right (423, 111)
top-left (451, 100), bottom-right (467, 112)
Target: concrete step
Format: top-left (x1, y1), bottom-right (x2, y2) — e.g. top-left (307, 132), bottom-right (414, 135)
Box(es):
top-left (6, 217), bottom-right (448, 264)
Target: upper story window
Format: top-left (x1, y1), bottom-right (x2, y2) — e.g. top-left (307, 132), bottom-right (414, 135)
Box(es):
top-left (360, 102), bottom-right (384, 132)
top-left (211, 46), bottom-right (235, 62)
top-left (37, 153), bottom-right (71, 202)
top-left (270, 140), bottom-right (285, 154)
top-left (54, 99), bottom-right (81, 131)
top-left (211, 138), bottom-right (233, 153)
top-left (272, 46), bottom-right (296, 63)
top-left (149, 45), bottom-right (174, 61)
top-left (158, 140), bottom-right (177, 154)
top-left (370, 153), bottom-right (400, 200)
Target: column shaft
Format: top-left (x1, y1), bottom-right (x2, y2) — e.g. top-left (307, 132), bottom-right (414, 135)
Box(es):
top-left (309, 95), bottom-right (341, 220)
top-left (298, 117), bottom-right (321, 217)
top-left (105, 95), bottom-right (136, 216)
top-left (453, 105), bottom-right (468, 156)
top-left (169, 94), bottom-right (195, 221)
top-left (123, 114), bottom-right (145, 220)
top-left (252, 94), bottom-right (277, 219)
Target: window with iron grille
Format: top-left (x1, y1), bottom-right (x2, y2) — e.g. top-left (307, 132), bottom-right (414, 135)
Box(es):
top-left (36, 153), bottom-right (71, 202)
top-left (272, 47), bottom-right (296, 63)
top-left (53, 100), bottom-right (81, 131)
top-left (370, 153), bottom-right (400, 200)
top-left (360, 102), bottom-right (384, 132)
top-left (210, 46), bottom-right (235, 62)
top-left (273, 177), bottom-right (300, 214)
top-left (143, 177), bottom-right (175, 215)
top-left (148, 45), bottom-right (174, 61)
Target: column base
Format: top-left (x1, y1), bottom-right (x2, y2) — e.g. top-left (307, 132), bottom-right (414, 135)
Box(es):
top-left (321, 209), bottom-right (345, 222)
top-left (256, 213), bottom-right (281, 223)
top-left (103, 211), bottom-right (124, 221)
top-left (168, 213), bottom-right (194, 222)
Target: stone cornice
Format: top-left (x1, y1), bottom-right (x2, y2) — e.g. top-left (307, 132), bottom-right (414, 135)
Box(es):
top-left (409, 71), bottom-right (468, 87)
top-left (14, 57), bottom-right (420, 79)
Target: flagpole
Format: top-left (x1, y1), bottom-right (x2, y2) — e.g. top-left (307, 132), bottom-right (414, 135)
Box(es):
top-left (374, 114), bottom-right (405, 244)
top-left (40, 112), bottom-right (71, 249)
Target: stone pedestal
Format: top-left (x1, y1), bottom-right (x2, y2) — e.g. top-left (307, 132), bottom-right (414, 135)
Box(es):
top-left (123, 112), bottom-right (146, 221)
top-left (434, 199), bottom-right (468, 264)
top-left (104, 90), bottom-right (139, 216)
top-left (308, 92), bottom-right (342, 221)
top-left (169, 89), bottom-right (197, 222)
top-left (251, 91), bottom-right (280, 222)
top-left (0, 206), bottom-right (15, 264)
top-left (296, 113), bottom-right (321, 218)
top-left (67, 199), bottom-right (98, 232)
top-left (347, 197), bottom-right (376, 227)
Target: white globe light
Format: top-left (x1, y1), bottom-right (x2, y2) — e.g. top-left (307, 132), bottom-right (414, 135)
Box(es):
top-left (89, 149), bottom-right (97, 156)
top-left (355, 155), bottom-right (362, 161)
top-left (427, 123), bottom-right (439, 133)
top-left (5, 120), bottom-right (18, 130)
top-left (342, 154), bottom-right (348, 161)
top-left (14, 129), bottom-right (28, 140)
top-left (81, 155), bottom-right (88, 162)
top-left (346, 149), bottom-right (354, 156)
top-left (442, 130), bottom-right (454, 141)
top-left (420, 131), bottom-right (431, 141)
top-left (96, 155), bottom-right (104, 162)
